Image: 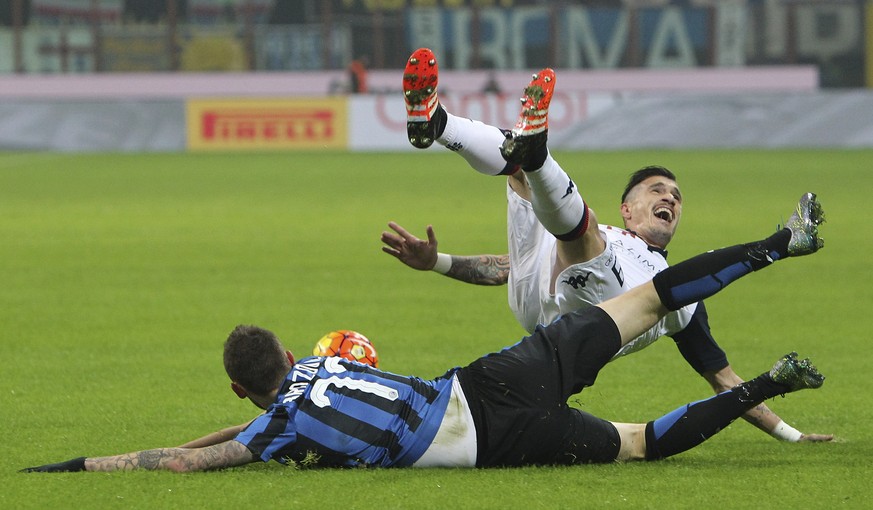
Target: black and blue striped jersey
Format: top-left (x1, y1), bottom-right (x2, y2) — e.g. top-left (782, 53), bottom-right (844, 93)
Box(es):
top-left (234, 356), bottom-right (456, 468)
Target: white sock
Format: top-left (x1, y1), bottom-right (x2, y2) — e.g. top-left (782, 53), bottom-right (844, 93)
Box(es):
top-left (525, 154), bottom-right (589, 240)
top-left (438, 112), bottom-right (517, 176)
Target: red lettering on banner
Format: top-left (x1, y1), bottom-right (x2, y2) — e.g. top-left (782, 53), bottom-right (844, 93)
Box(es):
top-left (373, 92), bottom-right (583, 134)
top-left (201, 110), bottom-right (334, 142)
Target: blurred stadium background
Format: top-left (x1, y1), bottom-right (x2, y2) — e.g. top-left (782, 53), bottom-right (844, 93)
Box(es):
top-left (1, 0), bottom-right (872, 151)
top-left (3, 4), bottom-right (872, 507)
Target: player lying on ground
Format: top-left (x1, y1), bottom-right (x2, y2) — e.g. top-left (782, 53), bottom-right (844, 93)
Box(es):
top-left (22, 220), bottom-right (826, 472)
top-left (386, 48), bottom-right (831, 442)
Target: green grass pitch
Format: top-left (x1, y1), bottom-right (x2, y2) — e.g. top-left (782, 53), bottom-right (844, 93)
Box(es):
top-left (1, 149), bottom-right (871, 509)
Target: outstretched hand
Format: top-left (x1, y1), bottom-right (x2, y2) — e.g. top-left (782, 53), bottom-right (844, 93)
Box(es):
top-left (380, 222), bottom-right (439, 271)
top-left (798, 432), bottom-right (835, 443)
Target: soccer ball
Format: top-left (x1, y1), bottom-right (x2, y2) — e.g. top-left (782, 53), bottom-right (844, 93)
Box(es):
top-left (313, 330), bottom-right (379, 367)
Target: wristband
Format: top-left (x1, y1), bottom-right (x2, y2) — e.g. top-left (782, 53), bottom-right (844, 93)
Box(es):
top-left (431, 252), bottom-right (452, 275)
top-left (770, 420), bottom-right (802, 442)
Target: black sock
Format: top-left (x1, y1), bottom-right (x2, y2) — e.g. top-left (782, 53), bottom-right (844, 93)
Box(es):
top-left (765, 228), bottom-right (792, 260)
top-left (652, 229), bottom-right (792, 311)
top-left (644, 373), bottom-right (789, 460)
top-left (520, 135), bottom-right (548, 171)
top-left (433, 105), bottom-right (448, 139)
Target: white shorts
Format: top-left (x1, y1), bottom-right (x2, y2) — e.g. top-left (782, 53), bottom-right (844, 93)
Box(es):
top-left (505, 184), bottom-right (695, 359)
top-left (413, 375), bottom-right (477, 467)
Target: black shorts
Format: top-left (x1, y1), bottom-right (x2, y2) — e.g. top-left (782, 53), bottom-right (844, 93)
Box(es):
top-left (457, 306), bottom-right (622, 467)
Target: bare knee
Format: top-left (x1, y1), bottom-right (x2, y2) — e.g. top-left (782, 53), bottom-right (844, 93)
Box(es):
top-left (508, 173), bottom-right (531, 200)
top-left (612, 422), bottom-right (648, 462)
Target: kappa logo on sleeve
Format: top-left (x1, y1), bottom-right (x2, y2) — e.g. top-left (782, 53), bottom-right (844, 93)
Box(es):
top-left (562, 271), bottom-right (592, 290)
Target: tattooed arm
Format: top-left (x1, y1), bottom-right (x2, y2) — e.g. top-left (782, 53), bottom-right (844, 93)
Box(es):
top-left (441, 254), bottom-right (510, 285)
top-left (381, 222), bottom-right (510, 286)
top-left (86, 440), bottom-right (257, 472)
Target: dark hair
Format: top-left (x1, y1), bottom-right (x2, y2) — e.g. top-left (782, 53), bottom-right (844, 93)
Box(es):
top-left (224, 325), bottom-right (290, 395)
top-left (621, 165), bottom-right (677, 203)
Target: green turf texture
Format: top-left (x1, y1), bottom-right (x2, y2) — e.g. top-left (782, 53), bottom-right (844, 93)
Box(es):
top-left (1, 150), bottom-right (871, 509)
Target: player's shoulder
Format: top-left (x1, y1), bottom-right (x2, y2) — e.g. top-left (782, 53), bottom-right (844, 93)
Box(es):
top-left (601, 225), bottom-right (668, 264)
top-left (602, 225), bottom-right (645, 244)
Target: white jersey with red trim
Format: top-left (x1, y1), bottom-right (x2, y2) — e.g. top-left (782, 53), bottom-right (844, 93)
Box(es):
top-left (506, 188), bottom-right (696, 360)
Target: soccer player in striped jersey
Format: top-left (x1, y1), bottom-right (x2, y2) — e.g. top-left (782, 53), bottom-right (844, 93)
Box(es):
top-left (22, 226), bottom-right (826, 472)
top-left (385, 48), bottom-right (832, 443)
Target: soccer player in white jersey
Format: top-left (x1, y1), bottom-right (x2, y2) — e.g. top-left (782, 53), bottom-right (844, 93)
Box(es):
top-left (384, 48), bottom-right (832, 443)
top-left (22, 228), bottom-right (828, 472)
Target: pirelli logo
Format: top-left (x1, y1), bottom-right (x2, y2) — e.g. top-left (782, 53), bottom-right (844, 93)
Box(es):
top-left (187, 98), bottom-right (348, 150)
top-left (201, 110), bottom-right (333, 141)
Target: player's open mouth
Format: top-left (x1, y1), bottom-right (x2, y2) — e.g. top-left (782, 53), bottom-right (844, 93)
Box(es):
top-left (654, 206), bottom-right (674, 223)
